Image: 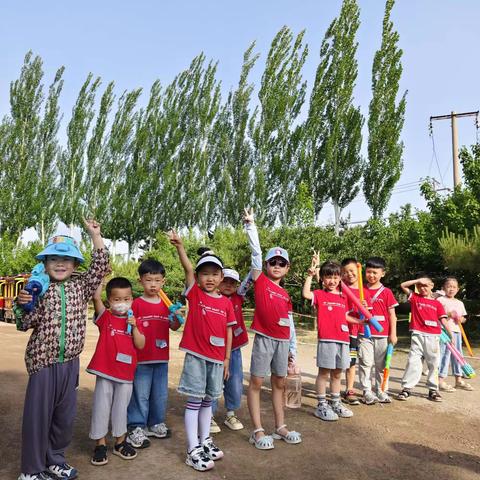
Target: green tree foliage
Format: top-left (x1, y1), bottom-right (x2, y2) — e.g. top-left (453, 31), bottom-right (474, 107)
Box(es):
top-left (439, 226), bottom-right (480, 273)
top-left (251, 26), bottom-right (308, 226)
top-left (305, 0), bottom-right (364, 233)
top-left (364, 0), bottom-right (407, 218)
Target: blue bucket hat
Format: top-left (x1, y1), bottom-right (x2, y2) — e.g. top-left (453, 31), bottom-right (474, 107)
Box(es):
top-left (36, 235), bottom-right (85, 263)
top-left (265, 247), bottom-right (289, 263)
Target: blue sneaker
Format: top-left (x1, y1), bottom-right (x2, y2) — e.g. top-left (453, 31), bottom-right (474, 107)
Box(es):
top-left (47, 464), bottom-right (78, 480)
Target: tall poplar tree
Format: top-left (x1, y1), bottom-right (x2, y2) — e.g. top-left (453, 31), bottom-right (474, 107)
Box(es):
top-left (252, 26), bottom-right (308, 226)
top-left (306, 0), bottom-right (364, 234)
top-left (364, 0), bottom-right (407, 218)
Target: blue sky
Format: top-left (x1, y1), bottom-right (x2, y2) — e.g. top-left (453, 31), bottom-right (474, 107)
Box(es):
top-left (1, 0), bottom-right (479, 229)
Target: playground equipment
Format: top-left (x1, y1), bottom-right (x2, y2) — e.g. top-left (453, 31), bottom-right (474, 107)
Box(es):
top-left (340, 282), bottom-right (384, 333)
top-left (381, 343), bottom-right (394, 392)
top-left (159, 289), bottom-right (185, 325)
top-left (0, 274), bottom-right (28, 323)
top-left (356, 263), bottom-right (371, 338)
top-left (440, 327), bottom-right (475, 378)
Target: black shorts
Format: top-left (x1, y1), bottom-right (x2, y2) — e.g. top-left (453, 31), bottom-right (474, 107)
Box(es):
top-left (349, 336), bottom-right (358, 367)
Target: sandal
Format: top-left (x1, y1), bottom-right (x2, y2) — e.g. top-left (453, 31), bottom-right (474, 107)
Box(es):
top-left (428, 390), bottom-right (443, 402)
top-left (113, 440), bottom-right (137, 460)
top-left (248, 428), bottom-right (274, 450)
top-left (271, 424), bottom-right (302, 444)
top-left (396, 389), bottom-right (410, 401)
top-left (439, 382), bottom-right (456, 393)
top-left (456, 380), bottom-right (474, 391)
top-left (91, 444), bottom-right (108, 466)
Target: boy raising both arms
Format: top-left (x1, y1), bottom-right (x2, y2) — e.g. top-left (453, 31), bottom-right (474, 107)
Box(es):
top-left (126, 259), bottom-right (181, 449)
top-left (169, 231), bottom-right (236, 471)
top-left (15, 220), bottom-right (110, 480)
top-left (360, 257), bottom-right (398, 404)
top-left (397, 277), bottom-right (451, 402)
top-left (244, 208), bottom-right (301, 450)
top-left (303, 258), bottom-right (362, 421)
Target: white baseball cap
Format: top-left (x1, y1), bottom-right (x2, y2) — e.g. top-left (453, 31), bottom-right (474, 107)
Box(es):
top-left (223, 268), bottom-right (240, 282)
top-left (265, 246), bottom-right (289, 263)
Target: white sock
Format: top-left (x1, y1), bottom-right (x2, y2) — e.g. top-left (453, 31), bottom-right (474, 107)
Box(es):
top-left (185, 398), bottom-right (202, 451)
top-left (198, 397), bottom-right (213, 444)
top-left (226, 410), bottom-right (234, 417)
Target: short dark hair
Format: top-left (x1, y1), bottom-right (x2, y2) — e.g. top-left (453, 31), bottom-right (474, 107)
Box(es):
top-left (443, 276), bottom-right (458, 286)
top-left (366, 257), bottom-right (386, 269)
top-left (138, 259), bottom-right (165, 276)
top-left (106, 277), bottom-right (132, 297)
top-left (341, 257), bottom-right (357, 268)
top-left (320, 260), bottom-right (341, 277)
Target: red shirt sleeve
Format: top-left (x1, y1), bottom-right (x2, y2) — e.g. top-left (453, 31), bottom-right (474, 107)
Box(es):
top-left (226, 300), bottom-right (237, 326)
top-left (436, 301), bottom-right (447, 319)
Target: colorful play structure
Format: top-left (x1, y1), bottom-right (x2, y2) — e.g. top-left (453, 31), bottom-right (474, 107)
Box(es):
top-left (0, 273), bottom-right (29, 322)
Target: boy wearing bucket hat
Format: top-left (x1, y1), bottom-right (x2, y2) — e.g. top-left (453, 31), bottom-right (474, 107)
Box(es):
top-left (243, 208), bottom-right (302, 450)
top-left (210, 267), bottom-right (252, 433)
top-left (14, 219), bottom-right (110, 480)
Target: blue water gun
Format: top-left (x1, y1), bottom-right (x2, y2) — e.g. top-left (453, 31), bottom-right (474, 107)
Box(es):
top-left (126, 309), bottom-right (133, 335)
top-left (22, 263), bottom-right (50, 312)
top-left (159, 289), bottom-right (185, 325)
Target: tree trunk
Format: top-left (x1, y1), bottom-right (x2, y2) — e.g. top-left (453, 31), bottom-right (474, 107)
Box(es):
top-left (333, 202), bottom-right (341, 236)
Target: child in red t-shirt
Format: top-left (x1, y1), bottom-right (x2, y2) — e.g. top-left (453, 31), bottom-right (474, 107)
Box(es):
top-left (341, 258), bottom-right (372, 405)
top-left (303, 258), bottom-right (362, 422)
top-left (398, 277), bottom-right (451, 402)
top-left (169, 231), bottom-right (236, 472)
top-left (360, 256), bottom-right (398, 404)
top-left (210, 268), bottom-right (252, 434)
top-left (243, 208), bottom-right (302, 450)
top-left (87, 277), bottom-right (145, 466)
top-left (126, 259), bottom-right (181, 450)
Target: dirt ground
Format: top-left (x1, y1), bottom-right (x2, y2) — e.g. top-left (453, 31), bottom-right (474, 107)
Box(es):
top-left (1, 321), bottom-right (479, 480)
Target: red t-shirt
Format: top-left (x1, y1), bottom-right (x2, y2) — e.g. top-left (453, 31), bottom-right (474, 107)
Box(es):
top-left (345, 287), bottom-right (372, 338)
top-left (251, 273), bottom-right (292, 341)
top-left (409, 292), bottom-right (447, 335)
top-left (313, 290), bottom-right (349, 344)
top-left (366, 285), bottom-right (398, 337)
top-left (229, 293), bottom-right (249, 351)
top-left (86, 309), bottom-right (141, 382)
top-left (132, 297), bottom-right (171, 364)
top-left (179, 283), bottom-right (237, 363)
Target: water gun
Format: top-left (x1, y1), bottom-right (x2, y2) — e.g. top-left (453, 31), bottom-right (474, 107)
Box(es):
top-left (451, 310), bottom-right (474, 357)
top-left (159, 289), bottom-right (185, 325)
top-left (356, 263), bottom-right (371, 338)
top-left (341, 281), bottom-right (384, 333)
top-left (21, 263), bottom-right (50, 312)
top-left (381, 343), bottom-right (394, 392)
top-left (440, 327), bottom-right (475, 378)
top-left (126, 309), bottom-right (133, 335)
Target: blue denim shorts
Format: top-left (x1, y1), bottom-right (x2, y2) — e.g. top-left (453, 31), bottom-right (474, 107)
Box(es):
top-left (178, 353), bottom-right (224, 399)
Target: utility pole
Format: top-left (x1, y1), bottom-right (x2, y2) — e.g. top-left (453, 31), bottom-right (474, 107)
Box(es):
top-left (430, 110), bottom-right (479, 187)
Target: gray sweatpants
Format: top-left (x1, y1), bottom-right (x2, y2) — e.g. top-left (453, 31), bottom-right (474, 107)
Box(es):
top-left (358, 336), bottom-right (388, 392)
top-left (401, 333), bottom-right (440, 391)
top-left (21, 359), bottom-right (79, 474)
top-left (90, 376), bottom-right (133, 440)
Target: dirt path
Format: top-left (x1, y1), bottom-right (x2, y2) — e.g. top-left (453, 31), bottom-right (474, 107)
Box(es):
top-left (1, 322), bottom-right (479, 480)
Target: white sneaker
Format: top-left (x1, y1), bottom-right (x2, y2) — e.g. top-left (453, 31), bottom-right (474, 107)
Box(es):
top-left (363, 390), bottom-right (378, 405)
top-left (127, 426), bottom-right (151, 448)
top-left (314, 402), bottom-right (339, 421)
top-left (210, 417), bottom-right (221, 434)
top-left (145, 422), bottom-right (170, 438)
top-left (18, 474), bottom-right (52, 480)
top-left (224, 414), bottom-right (244, 431)
top-left (47, 463), bottom-right (78, 480)
top-left (377, 391), bottom-right (392, 403)
top-left (202, 436), bottom-right (224, 460)
top-left (186, 445), bottom-right (215, 471)
top-left (331, 401), bottom-right (354, 418)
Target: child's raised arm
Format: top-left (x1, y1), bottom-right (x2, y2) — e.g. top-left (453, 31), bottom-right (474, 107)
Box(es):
top-left (302, 254), bottom-right (319, 301)
top-left (168, 230), bottom-right (195, 288)
top-left (243, 207), bottom-right (262, 281)
top-left (92, 283), bottom-right (106, 318)
top-left (400, 278), bottom-right (419, 295)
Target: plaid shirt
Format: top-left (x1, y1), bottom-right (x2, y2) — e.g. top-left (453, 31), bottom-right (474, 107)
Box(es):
top-left (16, 248), bottom-right (110, 375)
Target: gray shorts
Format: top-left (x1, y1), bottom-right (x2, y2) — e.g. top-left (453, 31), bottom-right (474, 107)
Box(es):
top-left (178, 353), bottom-right (224, 399)
top-left (316, 341), bottom-right (350, 370)
top-left (250, 334), bottom-right (289, 378)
